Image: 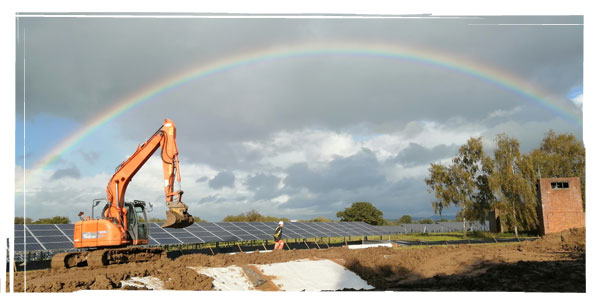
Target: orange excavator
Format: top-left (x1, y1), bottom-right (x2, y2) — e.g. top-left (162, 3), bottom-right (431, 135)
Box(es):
top-left (51, 119), bottom-right (194, 269)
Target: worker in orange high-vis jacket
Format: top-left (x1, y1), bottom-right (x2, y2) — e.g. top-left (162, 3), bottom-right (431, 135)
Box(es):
top-left (273, 221), bottom-right (284, 251)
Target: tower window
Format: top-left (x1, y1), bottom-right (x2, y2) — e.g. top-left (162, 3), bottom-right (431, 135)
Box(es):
top-left (551, 182), bottom-right (569, 189)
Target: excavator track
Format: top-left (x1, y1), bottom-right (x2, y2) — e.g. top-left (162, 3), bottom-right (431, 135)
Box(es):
top-left (51, 251), bottom-right (90, 270)
top-left (87, 247), bottom-right (165, 268)
top-left (51, 247), bottom-right (165, 270)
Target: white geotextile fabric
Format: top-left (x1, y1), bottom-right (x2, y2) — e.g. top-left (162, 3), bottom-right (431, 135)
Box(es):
top-left (253, 259), bottom-right (374, 291)
top-left (347, 243), bottom-right (393, 249)
top-left (120, 276), bottom-right (164, 290)
top-left (188, 265), bottom-right (255, 291)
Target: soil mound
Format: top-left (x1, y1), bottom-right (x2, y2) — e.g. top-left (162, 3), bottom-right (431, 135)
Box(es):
top-left (9, 228), bottom-right (585, 292)
top-left (11, 257), bottom-right (213, 292)
top-left (393, 258), bottom-right (585, 292)
top-left (521, 227), bottom-right (585, 252)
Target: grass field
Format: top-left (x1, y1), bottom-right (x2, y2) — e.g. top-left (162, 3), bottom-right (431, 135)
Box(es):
top-left (388, 231), bottom-right (537, 242)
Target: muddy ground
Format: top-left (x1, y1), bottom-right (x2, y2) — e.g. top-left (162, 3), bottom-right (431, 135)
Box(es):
top-left (8, 228), bottom-right (585, 292)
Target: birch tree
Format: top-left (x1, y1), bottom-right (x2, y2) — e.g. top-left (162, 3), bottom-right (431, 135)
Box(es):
top-left (425, 137), bottom-right (493, 237)
top-left (489, 134), bottom-right (539, 237)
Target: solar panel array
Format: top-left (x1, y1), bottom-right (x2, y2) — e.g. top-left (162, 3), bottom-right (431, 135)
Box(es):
top-left (14, 222), bottom-right (388, 252)
top-left (379, 221), bottom-right (489, 234)
top-left (14, 224), bottom-right (75, 252)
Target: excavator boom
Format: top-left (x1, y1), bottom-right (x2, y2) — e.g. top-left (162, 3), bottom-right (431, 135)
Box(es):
top-left (106, 118), bottom-right (194, 228)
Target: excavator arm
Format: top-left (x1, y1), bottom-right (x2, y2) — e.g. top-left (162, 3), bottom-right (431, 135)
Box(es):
top-left (104, 118), bottom-right (194, 229)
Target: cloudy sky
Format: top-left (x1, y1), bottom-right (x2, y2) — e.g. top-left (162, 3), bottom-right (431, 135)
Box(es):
top-left (14, 14), bottom-right (583, 222)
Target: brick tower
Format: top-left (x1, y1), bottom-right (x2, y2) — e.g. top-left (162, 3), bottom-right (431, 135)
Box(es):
top-left (538, 177), bottom-right (585, 235)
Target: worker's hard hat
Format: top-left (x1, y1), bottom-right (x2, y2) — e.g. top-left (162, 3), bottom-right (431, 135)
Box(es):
top-left (279, 221), bottom-right (284, 225)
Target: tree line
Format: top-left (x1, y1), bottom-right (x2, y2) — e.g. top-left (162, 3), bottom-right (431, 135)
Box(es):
top-left (222, 210), bottom-right (290, 222)
top-left (221, 210), bottom-right (335, 223)
top-left (389, 215), bottom-right (450, 225)
top-left (424, 130), bottom-right (584, 235)
top-left (14, 216), bottom-right (71, 224)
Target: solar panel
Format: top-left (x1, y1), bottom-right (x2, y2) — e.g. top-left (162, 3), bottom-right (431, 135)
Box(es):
top-left (327, 222), bottom-right (348, 234)
top-left (15, 242), bottom-right (45, 251)
top-left (354, 222), bottom-right (386, 235)
top-left (14, 221), bottom-right (391, 253)
top-left (55, 224), bottom-right (73, 230)
top-left (377, 222), bottom-right (490, 234)
top-left (318, 223), bottom-right (347, 236)
top-left (150, 232), bottom-right (178, 239)
top-left (199, 223), bottom-right (242, 241)
top-left (37, 236), bottom-right (70, 243)
top-left (303, 223), bottom-right (334, 236)
top-left (279, 222), bottom-right (310, 238)
top-left (153, 238), bottom-right (181, 245)
top-left (330, 222), bottom-right (362, 236)
top-left (14, 237), bottom-right (39, 244)
top-left (195, 235), bottom-right (221, 243)
top-left (236, 222), bottom-right (272, 240)
top-left (43, 242), bottom-right (75, 250)
top-left (226, 223), bottom-right (262, 241)
top-left (148, 224), bottom-right (186, 244)
top-left (26, 224), bottom-right (57, 230)
top-left (185, 230), bottom-right (222, 243)
top-left (27, 230), bottom-right (63, 237)
top-left (163, 230), bottom-right (195, 239)
top-left (185, 224), bottom-right (224, 243)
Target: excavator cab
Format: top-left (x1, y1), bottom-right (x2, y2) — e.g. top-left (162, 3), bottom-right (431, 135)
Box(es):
top-left (100, 200), bottom-right (150, 244)
top-left (126, 200), bottom-right (150, 243)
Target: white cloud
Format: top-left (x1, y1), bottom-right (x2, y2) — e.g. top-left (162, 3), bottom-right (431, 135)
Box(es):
top-left (382, 157), bottom-right (454, 182)
top-left (571, 93), bottom-right (583, 109)
top-left (15, 165), bottom-right (111, 221)
top-left (242, 122), bottom-right (481, 170)
top-left (486, 105), bottom-right (524, 119)
top-left (271, 194), bottom-right (289, 205)
top-left (244, 129), bottom-right (360, 169)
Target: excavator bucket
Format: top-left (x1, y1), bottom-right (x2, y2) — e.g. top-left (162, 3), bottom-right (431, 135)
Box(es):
top-left (162, 204), bottom-right (194, 228)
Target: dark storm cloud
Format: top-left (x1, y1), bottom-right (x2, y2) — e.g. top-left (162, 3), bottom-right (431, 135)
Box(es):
top-left (17, 16), bottom-right (582, 149)
top-left (51, 166), bottom-right (81, 180)
top-left (16, 17), bottom-right (312, 121)
top-left (246, 173), bottom-right (282, 200)
top-left (279, 177), bottom-right (434, 219)
top-left (247, 173), bottom-right (280, 190)
top-left (274, 146), bottom-right (457, 218)
top-left (481, 118), bottom-right (582, 153)
top-left (195, 176), bottom-right (209, 183)
top-left (208, 171), bottom-right (235, 189)
top-left (197, 195), bottom-right (226, 204)
top-left (392, 143), bottom-right (459, 167)
top-left (284, 149), bottom-right (386, 193)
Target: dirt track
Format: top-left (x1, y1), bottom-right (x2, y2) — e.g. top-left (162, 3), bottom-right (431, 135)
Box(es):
top-left (9, 228), bottom-right (585, 292)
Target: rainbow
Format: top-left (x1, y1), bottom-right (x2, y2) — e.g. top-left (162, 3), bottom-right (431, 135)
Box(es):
top-left (28, 41), bottom-right (583, 175)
